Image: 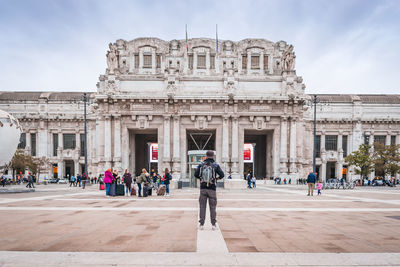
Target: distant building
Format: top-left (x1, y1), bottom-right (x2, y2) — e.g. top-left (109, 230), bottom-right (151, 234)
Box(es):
top-left (1, 37), bottom-right (399, 186)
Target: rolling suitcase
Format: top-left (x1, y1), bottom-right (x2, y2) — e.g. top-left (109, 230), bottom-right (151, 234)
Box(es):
top-left (143, 185), bottom-right (149, 197)
top-left (131, 186), bottom-right (136, 196)
top-left (157, 185), bottom-right (166, 196)
top-left (147, 186), bottom-right (152, 196)
top-left (110, 183), bottom-right (116, 196)
top-left (116, 184), bottom-right (125, 196)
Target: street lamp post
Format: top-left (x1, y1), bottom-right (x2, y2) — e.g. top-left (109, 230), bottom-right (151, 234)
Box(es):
top-left (83, 93), bottom-right (88, 176)
top-left (312, 95), bottom-right (318, 174)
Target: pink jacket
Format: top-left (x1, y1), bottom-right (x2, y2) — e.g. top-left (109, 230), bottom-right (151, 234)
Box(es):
top-left (317, 183), bottom-right (323, 190)
top-left (103, 171), bottom-right (114, 184)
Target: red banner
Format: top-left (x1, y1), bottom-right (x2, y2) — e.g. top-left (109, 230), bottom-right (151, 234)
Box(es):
top-left (243, 143), bottom-right (253, 162)
top-left (151, 143), bottom-right (158, 161)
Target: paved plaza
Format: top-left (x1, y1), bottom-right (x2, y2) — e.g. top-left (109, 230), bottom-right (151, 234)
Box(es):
top-left (0, 183), bottom-right (400, 266)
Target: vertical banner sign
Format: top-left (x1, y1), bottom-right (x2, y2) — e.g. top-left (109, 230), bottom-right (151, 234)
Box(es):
top-left (150, 143), bottom-right (158, 162)
top-left (243, 143), bottom-right (254, 163)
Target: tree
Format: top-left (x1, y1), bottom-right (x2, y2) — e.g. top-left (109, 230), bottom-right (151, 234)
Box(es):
top-left (33, 156), bottom-right (51, 184)
top-left (373, 143), bottom-right (400, 180)
top-left (9, 149), bottom-right (37, 181)
top-left (345, 144), bottom-right (374, 185)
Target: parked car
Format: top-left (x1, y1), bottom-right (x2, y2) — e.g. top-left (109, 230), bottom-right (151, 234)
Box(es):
top-left (58, 179), bottom-right (68, 184)
top-left (48, 178), bottom-right (60, 184)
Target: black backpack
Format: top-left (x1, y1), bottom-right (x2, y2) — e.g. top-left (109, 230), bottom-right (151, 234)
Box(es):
top-left (200, 162), bottom-right (217, 186)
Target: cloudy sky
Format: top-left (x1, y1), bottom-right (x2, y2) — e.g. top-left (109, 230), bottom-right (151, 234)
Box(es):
top-left (0, 0), bottom-right (399, 94)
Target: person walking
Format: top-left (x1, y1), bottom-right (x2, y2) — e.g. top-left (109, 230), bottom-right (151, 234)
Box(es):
top-left (136, 168), bottom-right (149, 197)
top-left (317, 180), bottom-right (323, 195)
top-left (81, 173), bottom-right (88, 189)
top-left (246, 172), bottom-right (252, 188)
top-left (307, 171), bottom-right (316, 196)
top-left (251, 176), bottom-right (256, 188)
top-left (26, 173), bottom-right (35, 188)
top-left (104, 169), bottom-right (114, 196)
top-left (194, 150), bottom-right (224, 230)
top-left (123, 169), bottom-right (132, 196)
top-left (77, 174), bottom-right (82, 187)
top-left (163, 168), bottom-right (172, 196)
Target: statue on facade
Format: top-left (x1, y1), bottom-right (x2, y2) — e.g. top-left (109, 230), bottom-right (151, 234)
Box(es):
top-left (282, 45), bottom-right (295, 71)
top-left (106, 43), bottom-right (119, 74)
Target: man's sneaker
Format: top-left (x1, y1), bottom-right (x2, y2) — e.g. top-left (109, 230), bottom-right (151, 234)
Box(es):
top-left (212, 224), bottom-right (218, 231)
top-left (198, 224), bottom-right (204, 230)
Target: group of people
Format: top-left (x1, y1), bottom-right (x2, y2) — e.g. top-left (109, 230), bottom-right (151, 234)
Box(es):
top-left (306, 171), bottom-right (323, 196)
top-left (245, 171), bottom-right (256, 188)
top-left (103, 168), bottom-right (172, 197)
top-left (69, 173), bottom-right (88, 189)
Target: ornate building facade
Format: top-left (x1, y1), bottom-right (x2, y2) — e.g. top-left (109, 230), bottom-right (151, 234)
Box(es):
top-left (1, 37), bottom-right (399, 186)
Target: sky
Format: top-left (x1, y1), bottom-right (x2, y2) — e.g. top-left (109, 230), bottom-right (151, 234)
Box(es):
top-left (0, 0), bottom-right (399, 94)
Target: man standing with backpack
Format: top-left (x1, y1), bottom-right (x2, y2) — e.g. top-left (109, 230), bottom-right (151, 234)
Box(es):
top-left (194, 150), bottom-right (224, 231)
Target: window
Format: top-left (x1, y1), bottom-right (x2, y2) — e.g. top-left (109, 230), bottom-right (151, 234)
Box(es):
top-left (264, 55), bottom-right (268, 70)
top-left (80, 134), bottom-right (85, 157)
top-left (242, 55), bottom-right (247, 69)
top-left (197, 55), bottom-right (206, 69)
top-left (210, 55), bottom-right (215, 69)
top-left (364, 135), bottom-right (370, 145)
top-left (251, 55), bottom-right (260, 69)
top-left (188, 54), bottom-right (193, 69)
top-left (143, 54), bottom-right (152, 68)
top-left (18, 133), bottom-right (26, 149)
top-left (374, 135), bottom-right (386, 146)
top-left (315, 135), bottom-right (321, 158)
top-left (156, 54), bottom-right (161, 68)
top-left (342, 135), bottom-right (348, 157)
top-left (134, 53), bottom-right (139, 68)
top-left (53, 133), bottom-right (58, 156)
top-left (63, 134), bottom-right (76, 149)
top-left (31, 133), bottom-right (36, 156)
top-left (391, 135), bottom-right (396, 145)
top-left (325, 135), bottom-right (338, 151)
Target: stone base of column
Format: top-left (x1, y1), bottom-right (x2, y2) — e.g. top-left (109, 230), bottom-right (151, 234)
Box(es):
top-left (225, 178), bottom-right (247, 189)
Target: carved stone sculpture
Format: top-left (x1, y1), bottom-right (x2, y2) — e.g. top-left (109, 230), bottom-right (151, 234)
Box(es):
top-left (106, 43), bottom-right (119, 74)
top-left (282, 45), bottom-right (295, 71)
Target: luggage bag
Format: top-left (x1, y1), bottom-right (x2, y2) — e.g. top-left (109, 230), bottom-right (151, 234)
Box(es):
top-left (157, 185), bottom-right (166, 196)
top-left (143, 185), bottom-right (149, 197)
top-left (116, 184), bottom-right (125, 196)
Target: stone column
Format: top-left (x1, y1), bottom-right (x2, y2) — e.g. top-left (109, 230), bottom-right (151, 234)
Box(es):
top-left (268, 54), bottom-right (274, 75)
top-left (151, 50), bottom-right (156, 73)
top-left (96, 117), bottom-right (104, 174)
top-left (222, 116), bottom-right (230, 163)
top-left (129, 53), bottom-right (135, 73)
top-left (38, 127), bottom-right (48, 158)
top-left (172, 116), bottom-right (181, 179)
top-left (206, 51), bottom-right (210, 70)
top-left (247, 51), bottom-right (251, 72)
top-left (280, 116), bottom-right (288, 175)
top-left (58, 160), bottom-right (64, 179)
top-left (337, 134), bottom-right (343, 179)
top-left (321, 160), bottom-right (327, 182)
top-left (104, 115), bottom-right (112, 168)
top-left (231, 116), bottom-right (240, 179)
top-left (114, 115), bottom-right (122, 171)
top-left (139, 50), bottom-right (143, 69)
top-left (396, 134), bottom-right (400, 180)
top-left (289, 117), bottom-right (297, 173)
top-left (76, 130), bottom-right (81, 155)
top-left (193, 51), bottom-right (198, 71)
top-left (259, 52), bottom-right (264, 73)
top-left (273, 128), bottom-right (280, 177)
top-left (369, 133), bottom-right (374, 179)
top-left (320, 134), bottom-right (326, 181)
top-left (121, 127), bottom-right (129, 172)
top-left (163, 116), bottom-right (171, 170)
top-left (25, 131), bottom-right (31, 155)
top-left (74, 160), bottom-right (79, 177)
top-left (386, 133), bottom-right (391, 146)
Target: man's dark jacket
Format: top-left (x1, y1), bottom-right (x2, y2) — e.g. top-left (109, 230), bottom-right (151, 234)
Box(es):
top-left (194, 158), bottom-right (224, 190)
top-left (307, 173), bottom-right (316, 183)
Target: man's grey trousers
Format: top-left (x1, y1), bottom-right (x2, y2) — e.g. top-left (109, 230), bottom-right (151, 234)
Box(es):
top-left (199, 189), bottom-right (217, 226)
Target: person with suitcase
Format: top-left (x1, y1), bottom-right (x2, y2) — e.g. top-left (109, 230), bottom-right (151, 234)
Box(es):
top-left (195, 150), bottom-right (224, 231)
top-left (163, 168), bottom-right (172, 196)
top-left (136, 168), bottom-right (150, 197)
top-left (103, 169), bottom-right (114, 196)
top-left (123, 169), bottom-right (133, 196)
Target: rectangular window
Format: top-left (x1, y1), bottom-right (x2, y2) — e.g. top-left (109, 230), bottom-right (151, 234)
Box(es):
top-left (391, 135), bottom-right (396, 145)
top-left (364, 135), bottom-right (370, 145)
top-left (210, 55), bottom-right (215, 69)
top-left (325, 135), bottom-right (338, 151)
top-left (80, 134), bottom-right (85, 157)
top-left (374, 135), bottom-right (386, 146)
top-left (251, 55), bottom-right (260, 69)
top-left (315, 135), bottom-right (321, 158)
top-left (18, 133), bottom-right (26, 149)
top-left (263, 55), bottom-right (268, 70)
top-left (242, 55), bottom-right (247, 69)
top-left (342, 135), bottom-right (348, 157)
top-left (197, 55), bottom-right (206, 69)
top-left (31, 133), bottom-right (36, 156)
top-left (134, 53), bottom-right (139, 68)
top-left (156, 54), bottom-right (161, 68)
top-left (143, 54), bottom-right (152, 68)
top-left (53, 133), bottom-right (58, 157)
top-left (188, 54), bottom-right (193, 69)
top-left (63, 134), bottom-right (76, 150)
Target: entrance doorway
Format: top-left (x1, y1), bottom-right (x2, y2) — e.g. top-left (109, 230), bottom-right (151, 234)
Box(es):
top-left (326, 162), bottom-right (336, 179)
top-left (132, 130), bottom-right (158, 176)
top-left (244, 130), bottom-right (269, 179)
top-left (187, 130), bottom-right (216, 187)
top-left (65, 160), bottom-right (74, 179)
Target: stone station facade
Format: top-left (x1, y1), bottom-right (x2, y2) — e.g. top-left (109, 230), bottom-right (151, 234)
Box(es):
top-left (0, 37), bottom-right (399, 186)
